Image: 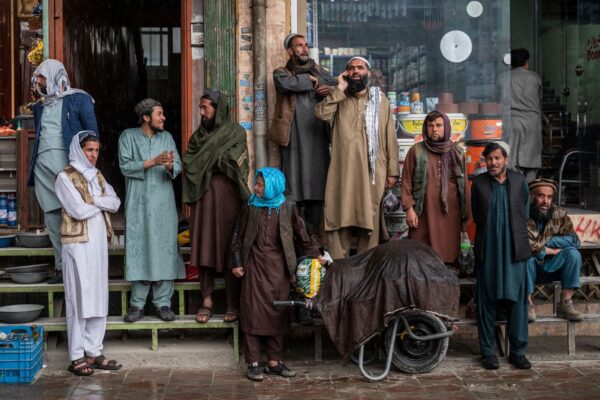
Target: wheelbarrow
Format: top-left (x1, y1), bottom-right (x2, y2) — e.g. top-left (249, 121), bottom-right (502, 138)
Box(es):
top-left (273, 239), bottom-right (459, 381)
top-left (274, 299), bottom-right (453, 381)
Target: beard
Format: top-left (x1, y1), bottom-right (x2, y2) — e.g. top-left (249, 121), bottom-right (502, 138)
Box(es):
top-left (201, 116), bottom-right (216, 131)
top-left (530, 203), bottom-right (552, 224)
top-left (292, 52), bottom-right (310, 65)
top-left (345, 75), bottom-right (369, 94)
top-left (149, 121), bottom-right (164, 133)
top-left (37, 85), bottom-right (47, 96)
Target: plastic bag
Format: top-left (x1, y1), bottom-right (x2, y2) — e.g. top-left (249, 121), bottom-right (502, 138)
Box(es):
top-left (458, 232), bottom-right (474, 276)
top-left (382, 188), bottom-right (401, 213)
top-left (295, 251), bottom-right (333, 299)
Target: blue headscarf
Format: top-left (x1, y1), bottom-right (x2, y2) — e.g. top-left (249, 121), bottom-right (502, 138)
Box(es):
top-left (248, 167), bottom-right (286, 211)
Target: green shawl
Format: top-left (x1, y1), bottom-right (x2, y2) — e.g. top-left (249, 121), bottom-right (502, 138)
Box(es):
top-left (182, 95), bottom-right (250, 203)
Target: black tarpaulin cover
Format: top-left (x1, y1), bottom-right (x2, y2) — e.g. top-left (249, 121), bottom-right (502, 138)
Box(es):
top-left (316, 240), bottom-right (459, 358)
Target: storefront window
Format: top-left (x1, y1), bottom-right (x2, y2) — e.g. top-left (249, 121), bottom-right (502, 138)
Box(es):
top-left (313, 0), bottom-right (511, 143)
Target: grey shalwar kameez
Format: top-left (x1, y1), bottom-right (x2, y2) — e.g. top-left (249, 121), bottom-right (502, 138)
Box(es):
top-left (34, 99), bottom-right (68, 271)
top-left (498, 67), bottom-right (542, 178)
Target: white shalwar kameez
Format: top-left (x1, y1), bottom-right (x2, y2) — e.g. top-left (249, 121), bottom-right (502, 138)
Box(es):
top-left (55, 132), bottom-right (120, 361)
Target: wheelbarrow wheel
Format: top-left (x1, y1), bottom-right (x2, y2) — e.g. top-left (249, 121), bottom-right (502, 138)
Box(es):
top-left (384, 310), bottom-right (449, 374)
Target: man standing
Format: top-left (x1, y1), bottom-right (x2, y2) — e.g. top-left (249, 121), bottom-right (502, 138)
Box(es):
top-left (269, 33), bottom-right (337, 233)
top-left (119, 98), bottom-right (184, 322)
top-left (498, 48), bottom-right (542, 181)
top-left (30, 59), bottom-right (99, 284)
top-left (401, 111), bottom-right (468, 266)
top-left (526, 178), bottom-right (582, 322)
top-left (315, 57), bottom-right (399, 259)
top-left (471, 141), bottom-right (531, 370)
top-left (183, 90), bottom-right (250, 323)
top-left (55, 131), bottom-right (121, 376)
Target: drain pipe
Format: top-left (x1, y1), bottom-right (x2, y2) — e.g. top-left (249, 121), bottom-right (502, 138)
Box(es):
top-left (252, 0), bottom-right (268, 168)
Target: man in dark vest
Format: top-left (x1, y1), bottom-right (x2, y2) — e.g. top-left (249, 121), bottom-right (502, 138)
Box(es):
top-left (269, 33), bottom-right (337, 235)
top-left (471, 141), bottom-right (532, 370)
top-left (401, 110), bottom-right (468, 268)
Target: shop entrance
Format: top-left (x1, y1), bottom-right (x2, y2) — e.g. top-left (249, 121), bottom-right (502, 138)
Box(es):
top-left (538, 0), bottom-right (600, 208)
top-left (59, 0), bottom-right (183, 214)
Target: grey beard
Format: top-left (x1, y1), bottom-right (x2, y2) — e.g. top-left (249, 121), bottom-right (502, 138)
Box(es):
top-left (531, 204), bottom-right (552, 224)
top-left (293, 53), bottom-right (310, 65)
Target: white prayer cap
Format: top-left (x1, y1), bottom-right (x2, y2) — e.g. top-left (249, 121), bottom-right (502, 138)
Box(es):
top-left (345, 57), bottom-right (371, 70)
top-left (497, 140), bottom-right (510, 156)
top-left (284, 33), bottom-right (303, 48)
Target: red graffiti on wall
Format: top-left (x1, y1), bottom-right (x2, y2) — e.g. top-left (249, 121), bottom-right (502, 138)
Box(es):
top-left (573, 215), bottom-right (600, 241)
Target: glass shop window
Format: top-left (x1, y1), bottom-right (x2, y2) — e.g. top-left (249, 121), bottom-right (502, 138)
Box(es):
top-left (311, 0), bottom-right (511, 142)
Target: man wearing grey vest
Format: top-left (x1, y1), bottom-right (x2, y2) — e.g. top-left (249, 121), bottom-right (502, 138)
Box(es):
top-left (401, 111), bottom-right (468, 268)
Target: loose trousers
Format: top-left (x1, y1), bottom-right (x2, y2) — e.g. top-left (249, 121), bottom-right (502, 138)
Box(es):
top-left (527, 247), bottom-right (581, 294)
top-left (327, 227), bottom-right (379, 259)
top-left (244, 334), bottom-right (284, 364)
top-left (476, 293), bottom-right (528, 357)
top-left (66, 315), bottom-right (106, 361)
top-left (130, 280), bottom-right (174, 308)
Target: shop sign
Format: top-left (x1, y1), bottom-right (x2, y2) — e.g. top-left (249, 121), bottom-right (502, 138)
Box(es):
top-left (586, 34), bottom-right (600, 62)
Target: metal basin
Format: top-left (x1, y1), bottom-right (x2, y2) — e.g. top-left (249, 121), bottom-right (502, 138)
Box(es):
top-left (5, 264), bottom-right (50, 274)
top-left (0, 235), bottom-right (15, 248)
top-left (9, 271), bottom-right (49, 284)
top-left (16, 232), bottom-right (51, 248)
top-left (0, 304), bottom-right (44, 323)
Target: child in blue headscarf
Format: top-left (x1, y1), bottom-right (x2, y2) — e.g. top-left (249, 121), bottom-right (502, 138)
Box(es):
top-left (231, 167), bottom-right (321, 381)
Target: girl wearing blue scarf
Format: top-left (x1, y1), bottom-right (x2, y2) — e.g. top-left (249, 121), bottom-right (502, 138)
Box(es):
top-left (231, 167), bottom-right (320, 381)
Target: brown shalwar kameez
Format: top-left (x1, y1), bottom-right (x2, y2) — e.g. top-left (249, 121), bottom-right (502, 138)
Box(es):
top-left (190, 172), bottom-right (241, 311)
top-left (235, 203), bottom-right (319, 363)
top-left (401, 150), bottom-right (465, 264)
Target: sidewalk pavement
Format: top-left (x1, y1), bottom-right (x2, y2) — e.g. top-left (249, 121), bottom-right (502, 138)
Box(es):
top-left (0, 333), bottom-right (598, 399)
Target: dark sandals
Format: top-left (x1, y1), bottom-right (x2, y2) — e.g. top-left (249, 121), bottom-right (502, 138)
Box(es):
top-left (195, 307), bottom-right (213, 323)
top-left (223, 311), bottom-right (238, 323)
top-left (68, 357), bottom-right (94, 376)
top-left (87, 354), bottom-right (122, 370)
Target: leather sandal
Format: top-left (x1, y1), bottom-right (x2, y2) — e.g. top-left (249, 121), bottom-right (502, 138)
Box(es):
top-left (195, 307), bottom-right (213, 323)
top-left (223, 311), bottom-right (238, 322)
top-left (68, 357), bottom-right (94, 376)
top-left (87, 354), bottom-right (122, 370)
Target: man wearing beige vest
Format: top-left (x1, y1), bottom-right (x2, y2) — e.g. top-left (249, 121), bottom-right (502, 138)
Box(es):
top-left (55, 131), bottom-right (121, 376)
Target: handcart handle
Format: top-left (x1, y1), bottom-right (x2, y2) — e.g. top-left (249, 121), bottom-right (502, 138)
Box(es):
top-left (272, 300), bottom-right (307, 307)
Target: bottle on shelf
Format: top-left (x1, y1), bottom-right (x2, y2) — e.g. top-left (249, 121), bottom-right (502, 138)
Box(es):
top-left (0, 193), bottom-right (7, 226)
top-left (7, 193), bottom-right (16, 228)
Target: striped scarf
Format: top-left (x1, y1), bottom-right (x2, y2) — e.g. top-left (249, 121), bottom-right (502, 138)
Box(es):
top-left (365, 86), bottom-right (382, 184)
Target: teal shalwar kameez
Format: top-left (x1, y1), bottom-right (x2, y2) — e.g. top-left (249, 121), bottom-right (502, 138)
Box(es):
top-left (33, 99), bottom-right (68, 272)
top-left (527, 228), bottom-right (581, 294)
top-left (118, 128), bottom-right (184, 308)
top-left (476, 180), bottom-right (529, 357)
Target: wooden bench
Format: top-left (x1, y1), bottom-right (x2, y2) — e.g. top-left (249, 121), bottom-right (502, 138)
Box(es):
top-left (457, 276), bottom-right (600, 355)
top-left (0, 278), bottom-right (239, 362)
top-left (0, 315), bottom-right (239, 362)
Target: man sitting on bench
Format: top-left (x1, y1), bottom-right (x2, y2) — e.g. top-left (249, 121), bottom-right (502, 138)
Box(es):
top-left (527, 178), bottom-right (582, 322)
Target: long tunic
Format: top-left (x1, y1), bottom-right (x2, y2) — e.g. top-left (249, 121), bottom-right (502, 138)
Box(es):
top-left (240, 209), bottom-right (290, 336)
top-left (118, 128), bottom-right (184, 281)
top-left (274, 71), bottom-right (331, 202)
top-left (315, 87), bottom-right (399, 232)
top-left (401, 149), bottom-right (465, 263)
top-left (498, 67), bottom-right (542, 169)
top-left (477, 181), bottom-right (529, 302)
top-left (190, 173), bottom-right (241, 271)
top-left (55, 172), bottom-right (121, 318)
top-left (34, 99), bottom-right (68, 212)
